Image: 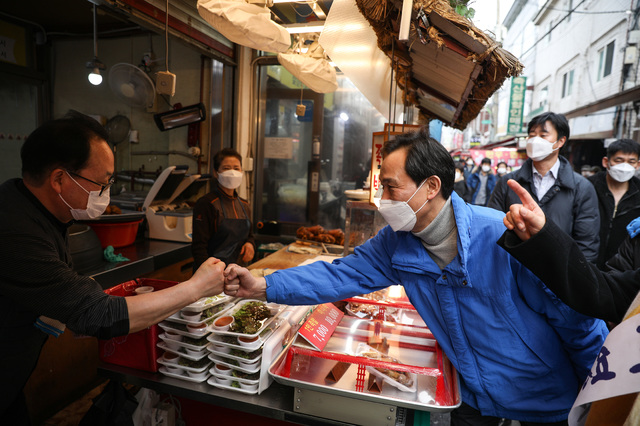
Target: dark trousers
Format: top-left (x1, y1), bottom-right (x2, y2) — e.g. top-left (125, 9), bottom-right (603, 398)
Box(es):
top-left (451, 402), bottom-right (569, 426)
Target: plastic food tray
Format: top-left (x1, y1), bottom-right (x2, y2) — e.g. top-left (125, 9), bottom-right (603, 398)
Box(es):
top-left (168, 302), bottom-right (234, 325)
top-left (207, 326), bottom-right (274, 352)
top-left (158, 333), bottom-right (210, 352)
top-left (208, 353), bottom-right (261, 374)
top-left (157, 341), bottom-right (208, 361)
top-left (157, 356), bottom-right (211, 373)
top-left (208, 369), bottom-right (260, 386)
top-left (207, 376), bottom-right (259, 394)
top-left (181, 294), bottom-right (233, 313)
top-left (207, 300), bottom-right (285, 338)
top-left (159, 367), bottom-right (210, 383)
top-left (159, 321), bottom-right (210, 339)
top-left (207, 345), bottom-right (263, 364)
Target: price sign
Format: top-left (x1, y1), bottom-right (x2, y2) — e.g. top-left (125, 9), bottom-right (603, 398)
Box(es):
top-left (297, 303), bottom-right (344, 351)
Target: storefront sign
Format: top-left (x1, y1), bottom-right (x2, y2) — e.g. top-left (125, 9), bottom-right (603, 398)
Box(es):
top-left (0, 21), bottom-right (27, 66)
top-left (264, 137), bottom-right (293, 159)
top-left (507, 76), bottom-right (527, 134)
top-left (297, 303), bottom-right (344, 351)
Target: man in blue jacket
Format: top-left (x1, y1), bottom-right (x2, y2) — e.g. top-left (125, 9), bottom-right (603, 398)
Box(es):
top-left (225, 129), bottom-right (607, 425)
top-left (467, 157), bottom-right (496, 206)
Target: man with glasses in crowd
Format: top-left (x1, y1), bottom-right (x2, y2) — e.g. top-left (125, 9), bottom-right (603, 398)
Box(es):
top-left (587, 139), bottom-right (640, 268)
top-left (0, 111), bottom-right (226, 424)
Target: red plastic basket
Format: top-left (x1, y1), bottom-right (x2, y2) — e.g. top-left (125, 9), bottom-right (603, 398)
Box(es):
top-left (98, 278), bottom-right (177, 372)
top-left (87, 219), bottom-right (143, 248)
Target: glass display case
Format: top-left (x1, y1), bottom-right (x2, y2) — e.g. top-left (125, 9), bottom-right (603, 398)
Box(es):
top-left (269, 311), bottom-right (460, 414)
top-left (342, 199), bottom-right (387, 256)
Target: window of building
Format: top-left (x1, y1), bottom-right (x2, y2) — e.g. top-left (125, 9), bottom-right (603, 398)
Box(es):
top-left (598, 41), bottom-right (615, 81)
top-left (539, 86), bottom-right (549, 108)
top-left (562, 70), bottom-right (574, 98)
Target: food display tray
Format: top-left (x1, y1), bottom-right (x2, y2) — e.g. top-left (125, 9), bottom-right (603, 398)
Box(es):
top-left (181, 294), bottom-right (234, 313)
top-left (355, 343), bottom-right (417, 393)
top-left (208, 353), bottom-right (261, 375)
top-left (158, 333), bottom-right (209, 351)
top-left (169, 302), bottom-right (234, 325)
top-left (158, 367), bottom-right (210, 383)
top-left (207, 324), bottom-right (275, 352)
top-left (159, 321), bottom-right (210, 339)
top-left (269, 314), bottom-right (460, 412)
top-left (157, 341), bottom-right (208, 361)
top-left (207, 345), bottom-right (263, 364)
top-left (157, 356), bottom-right (211, 374)
top-left (207, 300), bottom-right (285, 338)
top-left (207, 376), bottom-right (259, 394)
top-left (208, 369), bottom-right (260, 386)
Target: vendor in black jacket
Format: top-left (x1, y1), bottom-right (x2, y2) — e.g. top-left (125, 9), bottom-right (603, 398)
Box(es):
top-left (588, 139), bottom-right (640, 268)
top-left (191, 148), bottom-right (255, 271)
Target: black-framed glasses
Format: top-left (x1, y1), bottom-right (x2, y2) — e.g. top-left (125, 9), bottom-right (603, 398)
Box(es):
top-left (66, 170), bottom-right (114, 196)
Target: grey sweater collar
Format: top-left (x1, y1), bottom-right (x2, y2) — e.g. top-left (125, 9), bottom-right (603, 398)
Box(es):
top-left (412, 197), bottom-right (458, 269)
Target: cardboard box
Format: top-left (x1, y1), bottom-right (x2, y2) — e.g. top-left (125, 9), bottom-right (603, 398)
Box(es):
top-left (99, 278), bottom-right (177, 372)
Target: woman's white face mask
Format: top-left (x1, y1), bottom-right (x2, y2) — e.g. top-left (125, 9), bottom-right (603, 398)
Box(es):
top-left (375, 179), bottom-right (429, 232)
top-left (218, 170), bottom-right (243, 189)
top-left (59, 171), bottom-right (110, 220)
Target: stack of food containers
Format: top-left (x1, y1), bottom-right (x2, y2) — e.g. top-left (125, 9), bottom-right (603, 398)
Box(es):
top-left (156, 294), bottom-right (233, 383)
top-left (206, 299), bottom-right (286, 394)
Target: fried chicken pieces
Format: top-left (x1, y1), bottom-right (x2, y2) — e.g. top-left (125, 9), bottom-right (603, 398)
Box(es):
top-left (296, 225), bottom-right (345, 245)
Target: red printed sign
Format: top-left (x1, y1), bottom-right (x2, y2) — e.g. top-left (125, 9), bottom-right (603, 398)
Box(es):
top-left (297, 303), bottom-right (344, 351)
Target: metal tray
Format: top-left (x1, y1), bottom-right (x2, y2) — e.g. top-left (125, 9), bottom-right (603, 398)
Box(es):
top-left (268, 315), bottom-right (460, 412)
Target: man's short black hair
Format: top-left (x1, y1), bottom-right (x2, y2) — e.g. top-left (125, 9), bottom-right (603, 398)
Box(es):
top-left (606, 139), bottom-right (640, 158)
top-left (481, 158), bottom-right (492, 165)
top-left (213, 148), bottom-right (242, 171)
top-left (527, 112), bottom-right (570, 142)
top-left (21, 110), bottom-right (109, 186)
top-left (381, 128), bottom-right (454, 199)
top-left (454, 161), bottom-right (466, 172)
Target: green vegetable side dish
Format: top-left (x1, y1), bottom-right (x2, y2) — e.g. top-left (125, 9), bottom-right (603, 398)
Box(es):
top-left (178, 357), bottom-right (210, 369)
top-left (229, 301), bottom-right (272, 335)
top-left (230, 348), bottom-right (262, 360)
top-left (231, 381), bottom-right (241, 388)
top-left (183, 335), bottom-right (209, 346)
top-left (232, 370), bottom-right (260, 380)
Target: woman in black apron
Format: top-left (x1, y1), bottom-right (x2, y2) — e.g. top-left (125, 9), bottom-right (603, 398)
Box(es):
top-left (192, 149), bottom-right (255, 271)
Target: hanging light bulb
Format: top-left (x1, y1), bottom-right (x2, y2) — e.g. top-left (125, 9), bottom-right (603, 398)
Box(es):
top-left (86, 4), bottom-right (106, 85)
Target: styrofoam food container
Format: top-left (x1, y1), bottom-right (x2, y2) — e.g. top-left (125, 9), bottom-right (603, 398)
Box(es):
top-left (187, 370), bottom-right (208, 380)
top-left (185, 346), bottom-right (207, 357)
top-left (210, 343), bottom-right (231, 354)
top-left (186, 322), bottom-right (208, 334)
top-left (181, 311), bottom-right (201, 322)
top-left (163, 352), bottom-right (179, 364)
top-left (165, 364), bottom-right (184, 375)
top-left (212, 315), bottom-right (234, 331)
top-left (215, 375), bottom-right (232, 386)
top-left (239, 382), bottom-right (258, 391)
top-left (135, 286), bottom-right (154, 295)
top-left (214, 363), bottom-right (232, 376)
top-left (237, 358), bottom-right (260, 369)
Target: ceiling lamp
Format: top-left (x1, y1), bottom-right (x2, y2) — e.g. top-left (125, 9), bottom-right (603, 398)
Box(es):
top-left (86, 4), bottom-right (106, 85)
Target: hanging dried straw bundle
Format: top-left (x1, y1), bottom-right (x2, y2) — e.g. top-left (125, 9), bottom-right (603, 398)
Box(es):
top-left (355, 0), bottom-right (524, 129)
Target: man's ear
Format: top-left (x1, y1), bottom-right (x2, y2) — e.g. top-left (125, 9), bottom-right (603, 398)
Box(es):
top-left (556, 136), bottom-right (567, 149)
top-left (50, 168), bottom-right (65, 194)
top-left (426, 175), bottom-right (441, 200)
top-left (602, 156), bottom-right (609, 169)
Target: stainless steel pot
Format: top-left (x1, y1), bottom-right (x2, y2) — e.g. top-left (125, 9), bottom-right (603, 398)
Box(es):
top-left (68, 224), bottom-right (104, 274)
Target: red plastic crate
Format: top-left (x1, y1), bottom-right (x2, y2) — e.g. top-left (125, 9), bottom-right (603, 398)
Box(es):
top-left (98, 278), bottom-right (177, 372)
